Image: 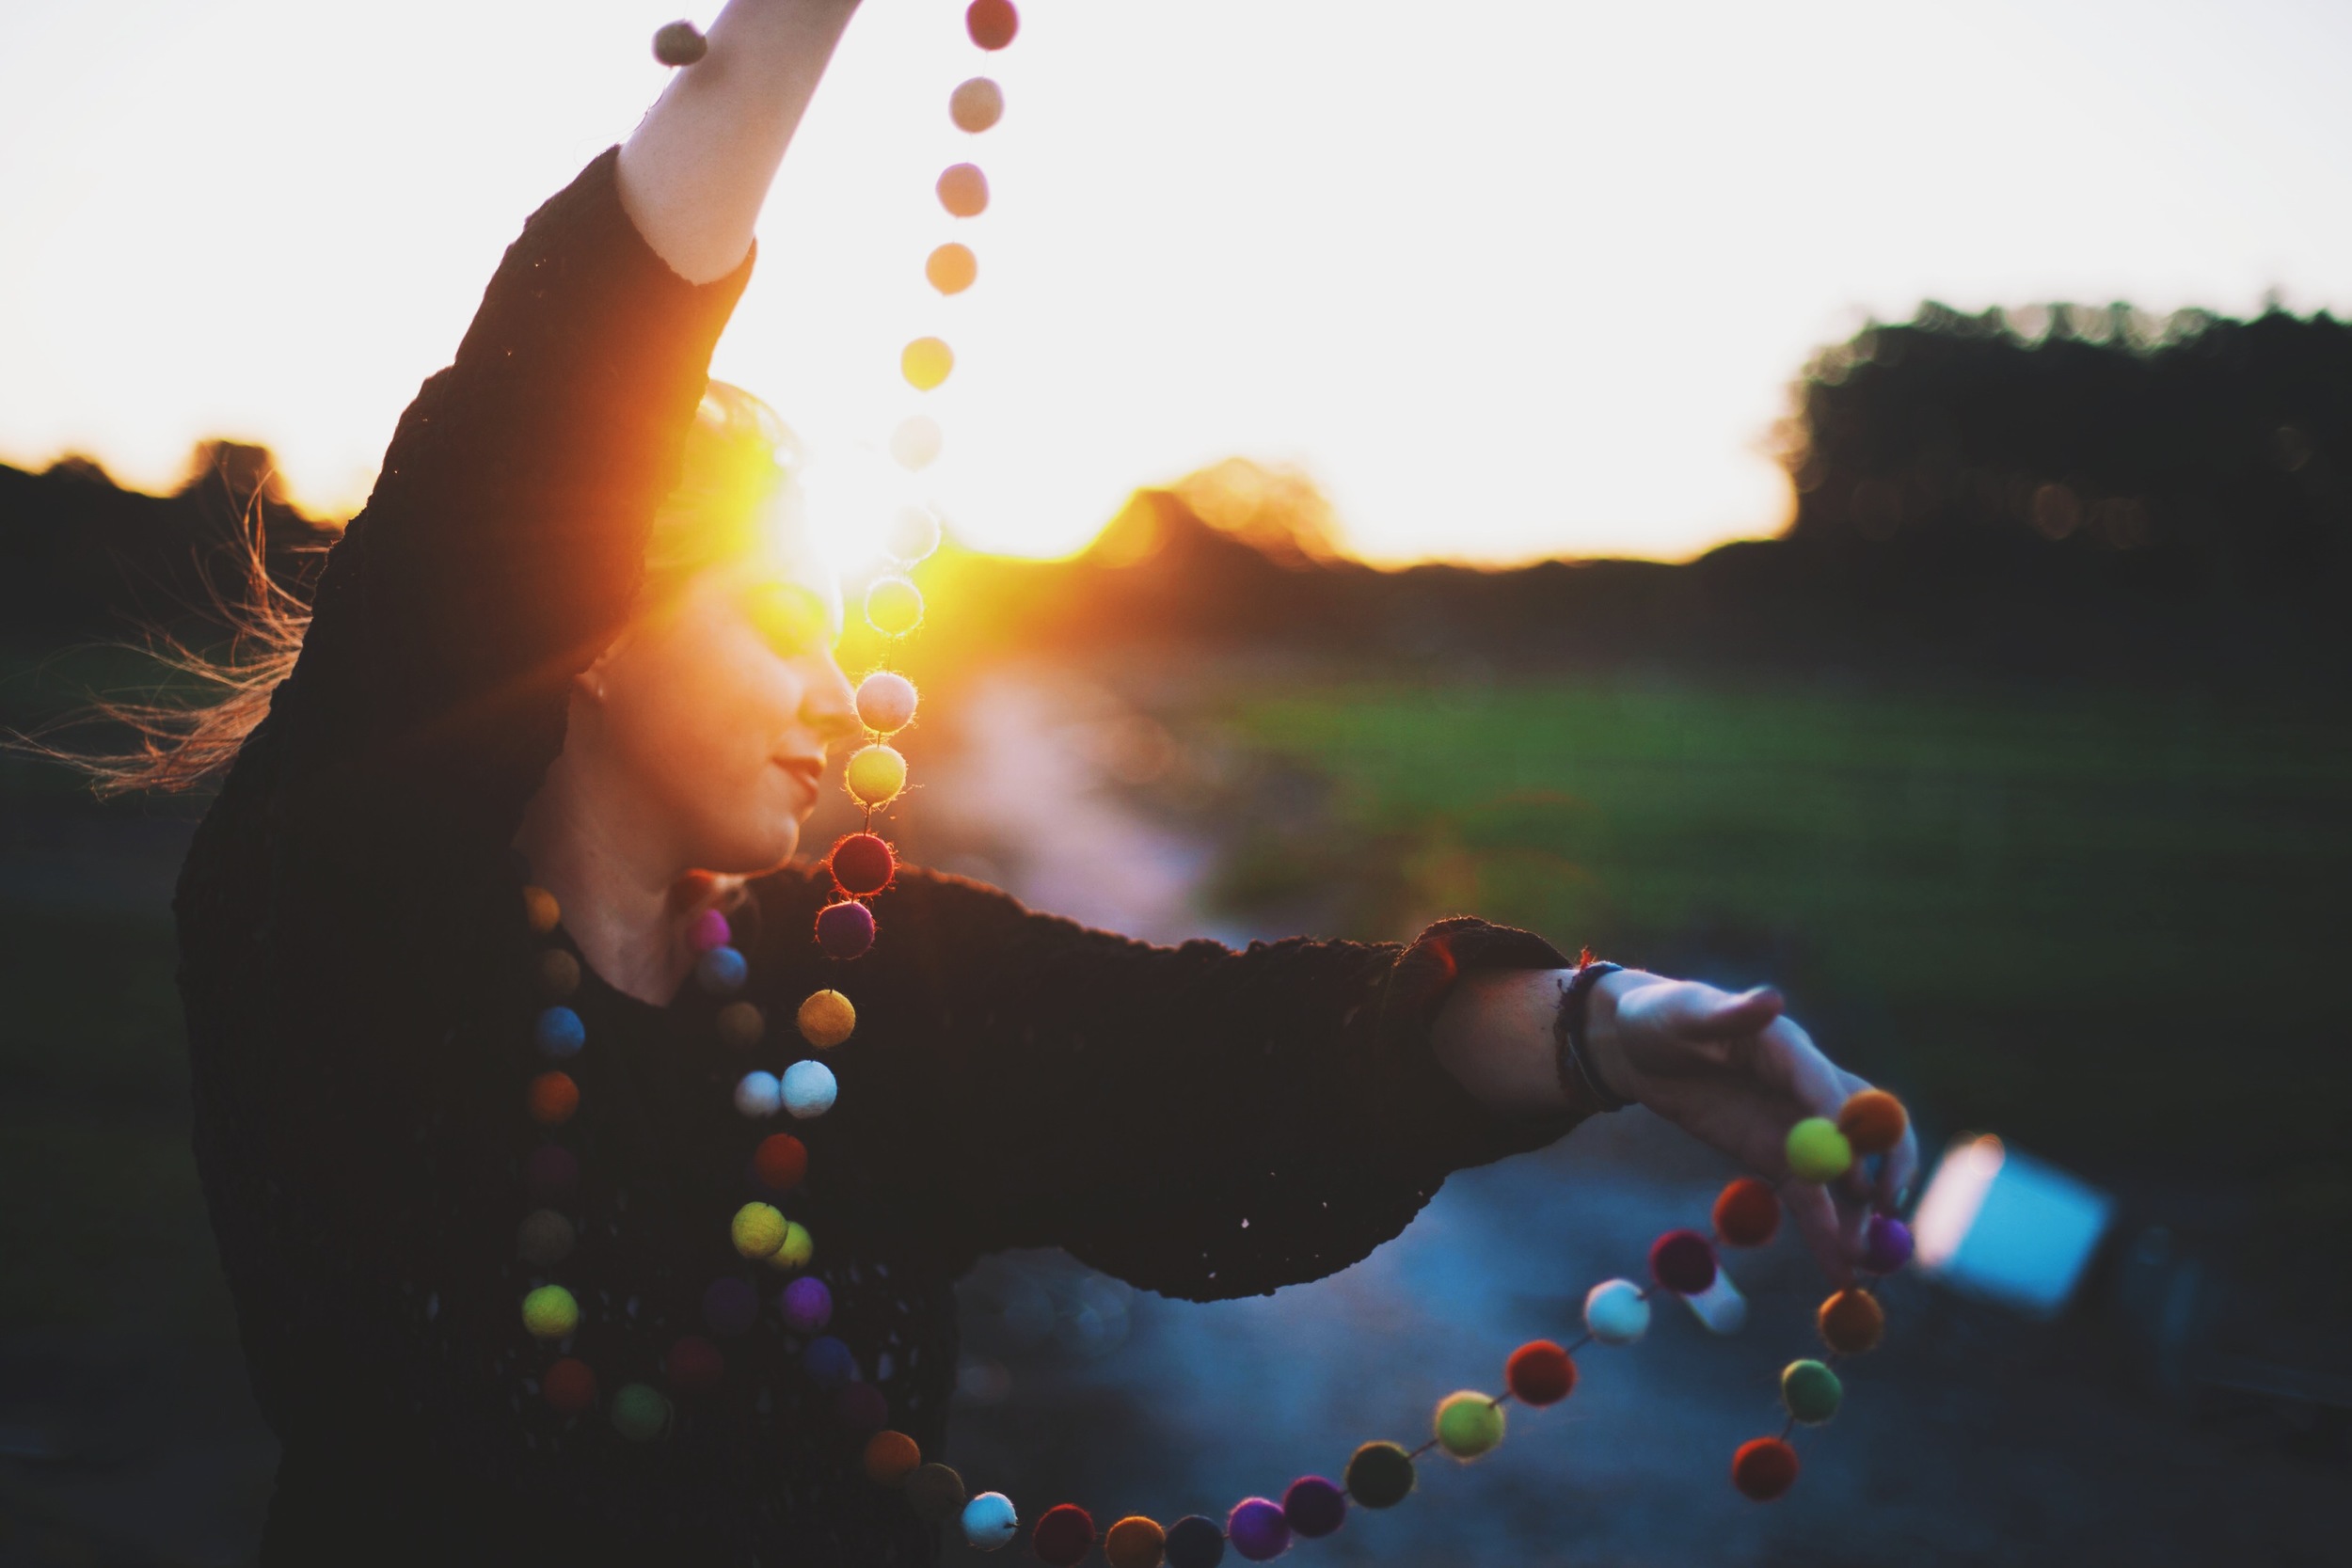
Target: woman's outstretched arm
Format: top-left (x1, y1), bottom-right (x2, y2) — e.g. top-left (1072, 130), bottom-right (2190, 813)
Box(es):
top-left (1433, 968), bottom-right (1922, 1283)
top-left (618, 0), bottom-right (864, 285)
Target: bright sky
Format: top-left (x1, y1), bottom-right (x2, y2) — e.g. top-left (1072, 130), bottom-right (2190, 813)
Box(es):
top-left (3, 0), bottom-right (2347, 564)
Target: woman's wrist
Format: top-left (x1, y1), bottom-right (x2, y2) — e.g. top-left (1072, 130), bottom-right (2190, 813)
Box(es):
top-left (1581, 967), bottom-right (1660, 1108)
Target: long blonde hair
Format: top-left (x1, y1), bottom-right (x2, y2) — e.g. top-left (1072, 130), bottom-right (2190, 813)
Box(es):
top-left (31, 381), bottom-right (802, 797)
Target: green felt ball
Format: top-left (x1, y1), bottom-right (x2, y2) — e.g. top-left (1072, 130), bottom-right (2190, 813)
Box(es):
top-left (1434, 1391), bottom-right (1505, 1459)
top-left (611, 1383), bottom-right (671, 1441)
top-left (520, 1284), bottom-right (579, 1341)
top-left (1343, 1441), bottom-right (1417, 1509)
top-left (1780, 1359), bottom-right (1843, 1425)
top-left (1785, 1117), bottom-right (1854, 1183)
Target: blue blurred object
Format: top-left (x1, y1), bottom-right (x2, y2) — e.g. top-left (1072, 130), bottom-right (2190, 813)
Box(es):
top-left (1912, 1134), bottom-right (2114, 1318)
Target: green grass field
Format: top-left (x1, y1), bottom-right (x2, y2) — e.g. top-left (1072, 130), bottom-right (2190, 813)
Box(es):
top-left (1209, 674), bottom-right (2352, 1291)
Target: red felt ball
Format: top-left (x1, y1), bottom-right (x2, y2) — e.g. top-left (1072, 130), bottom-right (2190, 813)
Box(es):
top-left (755, 1133), bottom-right (809, 1193)
top-left (667, 1336), bottom-right (725, 1394)
top-left (836, 1380), bottom-right (890, 1433)
top-left (1032, 1503), bottom-right (1096, 1566)
top-left (966, 0), bottom-right (1019, 50)
top-left (1649, 1227), bottom-right (1719, 1295)
top-left (527, 1070), bottom-right (580, 1127)
top-left (1731, 1436), bottom-right (1800, 1501)
top-left (831, 833), bottom-right (896, 897)
top-left (543, 1357), bottom-right (597, 1415)
top-left (816, 900), bottom-right (876, 960)
top-left (1505, 1339), bottom-right (1578, 1406)
top-left (1713, 1177), bottom-right (1782, 1248)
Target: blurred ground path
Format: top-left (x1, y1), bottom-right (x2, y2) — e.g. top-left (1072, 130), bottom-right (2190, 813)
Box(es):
top-left (927, 666), bottom-right (2344, 1566)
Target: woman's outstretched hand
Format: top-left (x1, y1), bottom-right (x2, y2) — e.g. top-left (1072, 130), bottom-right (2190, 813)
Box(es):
top-left (1584, 973), bottom-right (1918, 1284)
top-left (1430, 966), bottom-right (1917, 1286)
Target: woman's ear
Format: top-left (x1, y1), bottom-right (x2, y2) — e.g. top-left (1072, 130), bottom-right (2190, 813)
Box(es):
top-left (572, 642), bottom-right (619, 705)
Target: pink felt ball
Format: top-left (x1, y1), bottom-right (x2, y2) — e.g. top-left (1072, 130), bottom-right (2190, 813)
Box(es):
top-left (687, 909), bottom-right (732, 953)
top-left (816, 901), bottom-right (876, 960)
top-left (782, 1275), bottom-right (834, 1333)
top-left (1649, 1227), bottom-right (1719, 1295)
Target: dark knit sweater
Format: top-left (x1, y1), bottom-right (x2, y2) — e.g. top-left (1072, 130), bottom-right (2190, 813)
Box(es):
top-left (172, 147), bottom-right (1588, 1566)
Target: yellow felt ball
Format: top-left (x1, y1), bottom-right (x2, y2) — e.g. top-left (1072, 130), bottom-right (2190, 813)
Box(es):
top-left (798, 990), bottom-right (857, 1050)
top-left (521, 1284), bottom-right (580, 1340)
top-left (949, 76), bottom-right (1004, 134)
top-left (1785, 1117), bottom-right (1855, 1183)
top-left (732, 1201), bottom-right (788, 1260)
top-left (1434, 1390), bottom-right (1506, 1458)
top-left (901, 337), bottom-right (955, 392)
top-left (865, 578), bottom-right (925, 638)
top-left (846, 745), bottom-right (908, 807)
top-left (763, 1219), bottom-right (815, 1272)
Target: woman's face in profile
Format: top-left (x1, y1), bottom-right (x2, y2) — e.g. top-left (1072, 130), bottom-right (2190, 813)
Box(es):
top-left (580, 548), bottom-right (857, 877)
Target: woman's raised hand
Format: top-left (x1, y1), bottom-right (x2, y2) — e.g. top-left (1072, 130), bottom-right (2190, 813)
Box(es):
top-left (1585, 974), bottom-right (1919, 1284)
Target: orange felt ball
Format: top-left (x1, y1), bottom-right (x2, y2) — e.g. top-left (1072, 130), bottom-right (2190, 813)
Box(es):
top-left (1104, 1515), bottom-right (1167, 1568)
top-left (755, 1133), bottom-right (809, 1193)
top-left (966, 0), bottom-right (1018, 50)
top-left (527, 1071), bottom-right (579, 1126)
top-left (543, 1357), bottom-right (597, 1415)
top-left (1713, 1176), bottom-right (1782, 1248)
top-left (1732, 1436), bottom-right (1800, 1501)
top-left (521, 884), bottom-right (561, 935)
top-left (1818, 1288), bottom-right (1886, 1354)
top-left (936, 163), bottom-right (990, 218)
top-left (865, 1429), bottom-right (922, 1485)
top-left (1837, 1088), bottom-right (1909, 1157)
top-left (926, 243), bottom-right (978, 296)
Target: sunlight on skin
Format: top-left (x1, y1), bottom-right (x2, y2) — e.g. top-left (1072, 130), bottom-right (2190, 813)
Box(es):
top-left (1, 0), bottom-right (2348, 562)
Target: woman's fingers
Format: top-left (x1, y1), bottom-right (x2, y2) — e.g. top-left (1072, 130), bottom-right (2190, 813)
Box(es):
top-left (1780, 1178), bottom-right (1854, 1286)
top-left (1682, 985), bottom-right (1786, 1040)
top-left (1877, 1121), bottom-right (1921, 1213)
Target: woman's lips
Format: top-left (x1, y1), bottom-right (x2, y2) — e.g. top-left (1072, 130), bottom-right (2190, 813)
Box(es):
top-left (774, 756), bottom-right (823, 802)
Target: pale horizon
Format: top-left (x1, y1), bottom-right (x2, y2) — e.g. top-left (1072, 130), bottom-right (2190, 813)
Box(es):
top-left (3, 0), bottom-right (2346, 566)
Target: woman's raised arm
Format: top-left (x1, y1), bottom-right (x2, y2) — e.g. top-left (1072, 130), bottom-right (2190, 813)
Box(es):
top-left (618, 0), bottom-right (864, 285)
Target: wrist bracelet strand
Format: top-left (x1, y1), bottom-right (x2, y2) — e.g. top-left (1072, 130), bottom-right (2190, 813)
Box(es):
top-left (1554, 957), bottom-right (1630, 1113)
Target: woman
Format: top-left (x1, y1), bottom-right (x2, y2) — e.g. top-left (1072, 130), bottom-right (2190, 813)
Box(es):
top-left (165, 2), bottom-right (1916, 1561)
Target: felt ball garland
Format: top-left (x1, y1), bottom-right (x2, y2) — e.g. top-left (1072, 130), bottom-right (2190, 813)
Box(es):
top-left (499, 8), bottom-right (1915, 1545)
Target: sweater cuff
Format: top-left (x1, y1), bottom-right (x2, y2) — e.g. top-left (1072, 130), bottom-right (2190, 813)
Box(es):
top-left (1375, 916), bottom-right (1591, 1180)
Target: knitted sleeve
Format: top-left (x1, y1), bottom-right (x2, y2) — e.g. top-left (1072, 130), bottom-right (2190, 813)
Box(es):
top-left (842, 872), bottom-right (1592, 1301)
top-left (268, 145), bottom-right (753, 850)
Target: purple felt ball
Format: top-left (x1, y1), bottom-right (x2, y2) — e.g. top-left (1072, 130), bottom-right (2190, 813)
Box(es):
top-left (1649, 1227), bottom-right (1719, 1295)
top-left (1227, 1497), bottom-right (1291, 1561)
top-left (523, 1145), bottom-right (579, 1203)
top-left (1863, 1214), bottom-right (1915, 1275)
top-left (782, 1275), bottom-right (834, 1333)
top-left (703, 1276), bottom-right (758, 1338)
top-left (816, 900), bottom-right (877, 960)
top-left (1280, 1476), bottom-right (1346, 1539)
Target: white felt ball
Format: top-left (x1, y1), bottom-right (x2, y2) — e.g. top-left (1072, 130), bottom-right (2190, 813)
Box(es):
top-left (855, 672), bottom-right (919, 735)
top-left (961, 1492), bottom-right (1019, 1550)
top-left (734, 1070), bottom-right (783, 1119)
top-left (782, 1059), bottom-right (838, 1119)
top-left (890, 416), bottom-right (944, 471)
top-left (1583, 1278), bottom-right (1651, 1346)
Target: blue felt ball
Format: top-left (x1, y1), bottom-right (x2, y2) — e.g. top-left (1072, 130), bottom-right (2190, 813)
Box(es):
top-left (1164, 1515), bottom-right (1227, 1568)
top-left (782, 1059), bottom-right (838, 1119)
top-left (533, 1006), bottom-right (585, 1059)
top-left (803, 1335), bottom-right (857, 1388)
top-left (696, 945), bottom-right (749, 995)
top-left (961, 1491), bottom-right (1020, 1550)
top-left (1583, 1278), bottom-right (1651, 1345)
top-left (734, 1070), bottom-right (783, 1119)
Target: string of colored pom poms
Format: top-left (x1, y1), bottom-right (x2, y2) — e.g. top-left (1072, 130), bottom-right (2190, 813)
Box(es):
top-left (505, 8), bottom-right (1923, 1558)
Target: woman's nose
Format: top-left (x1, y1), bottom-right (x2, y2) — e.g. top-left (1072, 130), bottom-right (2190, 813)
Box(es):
top-left (804, 658), bottom-right (862, 746)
